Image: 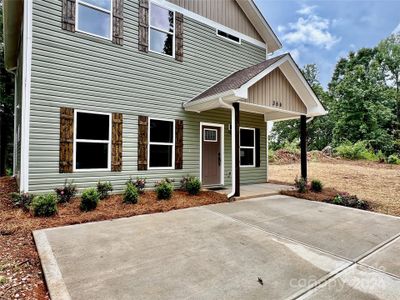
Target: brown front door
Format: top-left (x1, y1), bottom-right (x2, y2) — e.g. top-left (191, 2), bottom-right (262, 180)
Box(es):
top-left (202, 126), bottom-right (221, 186)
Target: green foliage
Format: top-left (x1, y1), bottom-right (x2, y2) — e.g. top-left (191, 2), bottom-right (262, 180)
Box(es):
top-left (268, 149), bottom-right (276, 162)
top-left (97, 181), bottom-right (113, 200)
top-left (155, 178), bottom-right (174, 200)
top-left (294, 176), bottom-right (307, 193)
top-left (126, 177), bottom-right (146, 194)
top-left (55, 180), bottom-right (77, 203)
top-left (387, 154), bottom-right (400, 164)
top-left (30, 194), bottom-right (58, 217)
top-left (123, 182), bottom-right (139, 204)
top-left (11, 192), bottom-right (35, 211)
top-left (180, 176), bottom-right (201, 195)
top-left (310, 179), bottom-right (323, 193)
top-left (330, 193), bottom-right (369, 210)
top-left (334, 141), bottom-right (373, 160)
top-left (80, 188), bottom-right (100, 212)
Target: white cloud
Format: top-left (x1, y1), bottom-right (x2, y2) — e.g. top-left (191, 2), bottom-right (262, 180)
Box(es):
top-left (393, 23), bottom-right (400, 34)
top-left (290, 49), bottom-right (301, 62)
top-left (296, 5), bottom-right (317, 15)
top-left (280, 15), bottom-right (341, 50)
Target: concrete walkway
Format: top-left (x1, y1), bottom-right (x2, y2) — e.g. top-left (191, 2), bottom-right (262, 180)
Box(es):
top-left (34, 195), bottom-right (400, 300)
top-left (213, 182), bottom-right (294, 200)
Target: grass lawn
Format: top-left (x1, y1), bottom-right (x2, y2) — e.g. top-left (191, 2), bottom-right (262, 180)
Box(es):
top-left (269, 159), bottom-right (400, 217)
top-left (0, 177), bottom-right (227, 299)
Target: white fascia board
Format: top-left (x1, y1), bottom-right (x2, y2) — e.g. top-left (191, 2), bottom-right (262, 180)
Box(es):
top-left (153, 0), bottom-right (266, 49)
top-left (183, 90), bottom-right (236, 109)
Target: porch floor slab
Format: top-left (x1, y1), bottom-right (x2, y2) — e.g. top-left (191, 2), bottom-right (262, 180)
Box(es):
top-left (212, 182), bottom-right (294, 200)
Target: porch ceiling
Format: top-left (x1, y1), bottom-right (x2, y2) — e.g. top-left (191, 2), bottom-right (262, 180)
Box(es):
top-left (183, 53), bottom-right (327, 121)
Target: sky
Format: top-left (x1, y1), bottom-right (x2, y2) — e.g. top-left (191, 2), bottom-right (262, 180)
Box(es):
top-left (255, 0), bottom-right (400, 88)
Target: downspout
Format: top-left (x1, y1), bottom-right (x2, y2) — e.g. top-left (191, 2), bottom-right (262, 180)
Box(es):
top-left (218, 98), bottom-right (236, 198)
top-left (306, 117), bottom-right (314, 123)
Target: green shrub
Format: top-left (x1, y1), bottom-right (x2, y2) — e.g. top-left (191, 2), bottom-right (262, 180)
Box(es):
top-left (310, 179), bottom-right (323, 193)
top-left (55, 180), bottom-right (77, 203)
top-left (80, 188), bottom-right (100, 212)
top-left (181, 176), bottom-right (201, 195)
top-left (155, 178), bottom-right (174, 200)
top-left (268, 149), bottom-right (276, 162)
top-left (11, 192), bottom-right (35, 211)
top-left (282, 140), bottom-right (300, 155)
top-left (335, 141), bottom-right (378, 160)
top-left (126, 177), bottom-right (147, 194)
top-left (97, 181), bottom-right (113, 200)
top-left (30, 194), bottom-right (58, 217)
top-left (123, 182), bottom-right (139, 204)
top-left (294, 176), bottom-right (307, 193)
top-left (330, 193), bottom-right (368, 210)
top-left (387, 154), bottom-right (400, 165)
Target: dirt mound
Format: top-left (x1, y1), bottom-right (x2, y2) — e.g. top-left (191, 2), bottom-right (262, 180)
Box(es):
top-left (271, 150), bottom-right (333, 164)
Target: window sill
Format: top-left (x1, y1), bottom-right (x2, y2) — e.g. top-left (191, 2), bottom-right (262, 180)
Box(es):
top-left (73, 30), bottom-right (114, 45)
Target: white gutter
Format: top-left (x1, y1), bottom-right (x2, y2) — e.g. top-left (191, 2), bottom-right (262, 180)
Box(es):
top-left (306, 117), bottom-right (314, 123)
top-left (218, 98), bottom-right (236, 198)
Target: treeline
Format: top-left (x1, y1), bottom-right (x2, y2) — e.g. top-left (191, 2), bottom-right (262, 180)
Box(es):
top-left (270, 33), bottom-right (400, 161)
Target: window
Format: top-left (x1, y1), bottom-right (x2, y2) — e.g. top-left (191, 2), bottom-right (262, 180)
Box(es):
top-left (74, 111), bottom-right (111, 170)
top-left (149, 3), bottom-right (175, 57)
top-left (76, 0), bottom-right (112, 39)
top-left (240, 128), bottom-right (255, 167)
top-left (204, 129), bottom-right (218, 142)
top-left (148, 118), bottom-right (175, 168)
top-left (217, 29), bottom-right (241, 44)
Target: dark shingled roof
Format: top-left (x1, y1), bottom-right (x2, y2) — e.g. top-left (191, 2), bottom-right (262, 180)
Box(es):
top-left (189, 53), bottom-right (288, 102)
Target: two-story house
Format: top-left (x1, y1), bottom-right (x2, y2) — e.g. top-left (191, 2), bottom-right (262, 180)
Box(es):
top-left (3, 0), bottom-right (326, 196)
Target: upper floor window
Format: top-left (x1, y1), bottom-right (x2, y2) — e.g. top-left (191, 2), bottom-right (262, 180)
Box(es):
top-left (76, 0), bottom-right (112, 39)
top-left (217, 29), bottom-right (241, 44)
top-left (149, 3), bottom-right (175, 57)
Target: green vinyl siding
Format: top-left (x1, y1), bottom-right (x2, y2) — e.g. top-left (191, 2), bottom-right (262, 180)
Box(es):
top-left (28, 0), bottom-right (267, 193)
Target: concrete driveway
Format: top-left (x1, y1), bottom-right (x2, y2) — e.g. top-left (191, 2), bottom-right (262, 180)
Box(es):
top-left (34, 195), bottom-right (400, 300)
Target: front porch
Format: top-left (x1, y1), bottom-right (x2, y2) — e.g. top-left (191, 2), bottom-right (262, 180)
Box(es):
top-left (184, 53), bottom-right (326, 198)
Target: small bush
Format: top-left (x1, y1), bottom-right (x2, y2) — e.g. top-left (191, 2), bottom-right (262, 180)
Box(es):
top-left (55, 180), bottom-right (77, 203)
top-left (10, 192), bottom-right (35, 211)
top-left (123, 182), bottom-right (139, 204)
top-left (294, 176), bottom-right (307, 193)
top-left (155, 178), bottom-right (174, 200)
top-left (80, 188), bottom-right (100, 212)
top-left (97, 181), bottom-right (113, 200)
top-left (181, 176), bottom-right (201, 195)
top-left (387, 154), bottom-right (400, 165)
top-left (310, 179), bottom-right (323, 193)
top-left (335, 141), bottom-right (376, 160)
top-left (30, 194), bottom-right (58, 217)
top-left (330, 193), bottom-right (368, 210)
top-left (268, 149), bottom-right (276, 162)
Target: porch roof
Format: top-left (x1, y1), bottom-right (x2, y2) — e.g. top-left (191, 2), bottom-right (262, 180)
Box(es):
top-left (183, 53), bottom-right (327, 122)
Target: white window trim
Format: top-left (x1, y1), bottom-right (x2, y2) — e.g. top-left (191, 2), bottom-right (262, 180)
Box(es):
top-left (75, 0), bottom-right (113, 41)
top-left (216, 29), bottom-right (241, 45)
top-left (149, 1), bottom-right (176, 58)
top-left (148, 117), bottom-right (176, 170)
top-left (240, 127), bottom-right (256, 168)
top-left (203, 128), bottom-right (218, 142)
top-left (73, 110), bottom-right (112, 172)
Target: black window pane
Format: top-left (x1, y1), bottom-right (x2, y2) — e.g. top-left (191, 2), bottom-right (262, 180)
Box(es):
top-left (240, 148), bottom-right (254, 166)
top-left (150, 29), bottom-right (173, 56)
top-left (77, 112), bottom-right (109, 140)
top-left (149, 145), bottom-right (172, 167)
top-left (217, 30), bottom-right (240, 43)
top-left (76, 142), bottom-right (108, 169)
top-left (150, 3), bottom-right (174, 33)
top-left (240, 129), bottom-right (254, 147)
top-left (150, 119), bottom-right (173, 143)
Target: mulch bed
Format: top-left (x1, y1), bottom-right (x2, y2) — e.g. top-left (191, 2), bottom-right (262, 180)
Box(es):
top-left (0, 177), bottom-right (228, 299)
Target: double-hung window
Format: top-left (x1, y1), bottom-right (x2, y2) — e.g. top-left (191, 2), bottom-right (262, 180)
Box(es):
top-left (149, 3), bottom-right (175, 57)
top-left (74, 111), bottom-right (111, 171)
top-left (148, 118), bottom-right (175, 169)
top-left (240, 128), bottom-right (255, 167)
top-left (76, 0), bottom-right (112, 39)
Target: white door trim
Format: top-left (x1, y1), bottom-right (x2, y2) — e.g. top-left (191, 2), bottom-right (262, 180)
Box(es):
top-left (199, 122), bottom-right (224, 186)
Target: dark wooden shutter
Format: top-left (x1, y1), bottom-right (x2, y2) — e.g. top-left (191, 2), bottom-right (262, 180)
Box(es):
top-left (138, 0), bottom-right (149, 52)
top-left (62, 0), bottom-right (76, 32)
top-left (59, 107), bottom-right (74, 173)
top-left (138, 116), bottom-right (148, 170)
top-left (255, 128), bottom-right (261, 168)
top-left (175, 120), bottom-right (183, 169)
top-left (112, 113), bottom-right (123, 171)
top-left (175, 12), bottom-right (184, 62)
top-left (112, 0), bottom-right (124, 45)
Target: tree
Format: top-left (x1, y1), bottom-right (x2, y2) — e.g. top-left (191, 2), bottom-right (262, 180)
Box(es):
top-left (0, 4), bottom-right (15, 175)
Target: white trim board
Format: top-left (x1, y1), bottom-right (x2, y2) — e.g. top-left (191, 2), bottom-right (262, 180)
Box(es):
top-left (151, 0), bottom-right (266, 49)
top-left (199, 122), bottom-right (225, 186)
top-left (20, 0), bottom-right (33, 192)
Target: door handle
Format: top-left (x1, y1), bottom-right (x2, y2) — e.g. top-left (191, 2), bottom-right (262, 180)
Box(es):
top-left (218, 152), bottom-right (221, 166)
